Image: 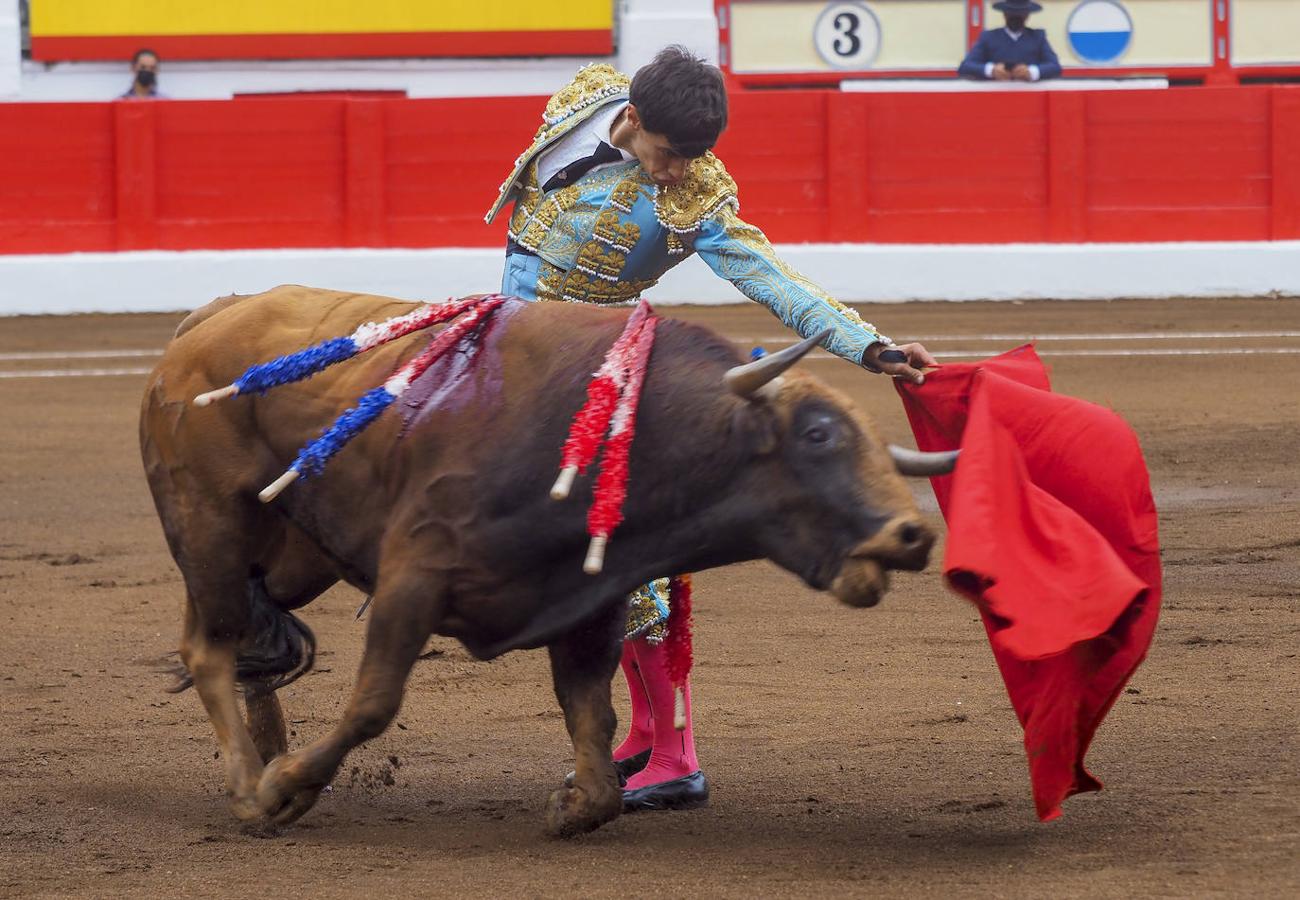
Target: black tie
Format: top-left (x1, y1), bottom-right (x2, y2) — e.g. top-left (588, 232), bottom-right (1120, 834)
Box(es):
top-left (544, 141), bottom-right (622, 192)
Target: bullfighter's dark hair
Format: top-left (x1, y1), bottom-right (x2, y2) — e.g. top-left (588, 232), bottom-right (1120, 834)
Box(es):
top-left (131, 47), bottom-right (159, 66)
top-left (629, 45), bottom-right (728, 159)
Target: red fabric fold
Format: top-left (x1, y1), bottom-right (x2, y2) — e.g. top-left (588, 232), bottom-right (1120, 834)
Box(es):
top-left (896, 346), bottom-right (1161, 821)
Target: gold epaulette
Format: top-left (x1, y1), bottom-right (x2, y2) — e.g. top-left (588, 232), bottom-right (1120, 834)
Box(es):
top-left (654, 152), bottom-right (740, 234)
top-left (543, 64), bottom-right (631, 126)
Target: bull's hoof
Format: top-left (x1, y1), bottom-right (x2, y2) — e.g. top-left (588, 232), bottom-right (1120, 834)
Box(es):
top-left (255, 753), bottom-right (326, 826)
top-left (228, 792), bottom-right (267, 824)
top-left (238, 819), bottom-right (282, 839)
top-left (544, 786), bottom-right (621, 838)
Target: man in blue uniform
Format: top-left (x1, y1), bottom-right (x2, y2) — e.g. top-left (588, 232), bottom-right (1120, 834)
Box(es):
top-left (959, 0), bottom-right (1062, 82)
top-left (487, 46), bottom-right (935, 812)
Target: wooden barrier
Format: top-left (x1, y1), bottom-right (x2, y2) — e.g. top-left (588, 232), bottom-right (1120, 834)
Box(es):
top-left (2, 85), bottom-right (1299, 256)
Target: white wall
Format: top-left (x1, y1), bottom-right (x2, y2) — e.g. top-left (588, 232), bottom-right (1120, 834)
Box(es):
top-left (618, 0), bottom-right (720, 72)
top-left (0, 0), bottom-right (19, 97)
top-left (2, 242), bottom-right (1297, 316)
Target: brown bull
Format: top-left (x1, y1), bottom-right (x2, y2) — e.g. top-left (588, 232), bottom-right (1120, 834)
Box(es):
top-left (139, 285), bottom-right (951, 836)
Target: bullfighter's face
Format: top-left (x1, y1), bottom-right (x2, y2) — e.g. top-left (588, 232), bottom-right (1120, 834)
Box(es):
top-left (613, 105), bottom-right (695, 188)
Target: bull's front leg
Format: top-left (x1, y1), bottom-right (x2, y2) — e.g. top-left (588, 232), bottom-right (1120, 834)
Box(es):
top-left (254, 570), bottom-right (441, 826)
top-left (545, 602), bottom-right (626, 837)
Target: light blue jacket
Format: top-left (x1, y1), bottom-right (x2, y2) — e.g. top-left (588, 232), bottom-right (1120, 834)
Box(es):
top-left (485, 64), bottom-right (891, 364)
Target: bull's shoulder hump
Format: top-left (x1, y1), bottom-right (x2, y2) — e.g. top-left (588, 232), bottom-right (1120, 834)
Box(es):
top-left (650, 316), bottom-right (745, 370)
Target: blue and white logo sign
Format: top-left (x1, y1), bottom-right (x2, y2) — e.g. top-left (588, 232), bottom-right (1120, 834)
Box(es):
top-left (1067, 0), bottom-right (1134, 64)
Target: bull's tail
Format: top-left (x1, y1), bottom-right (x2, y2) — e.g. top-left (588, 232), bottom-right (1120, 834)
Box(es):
top-left (166, 575), bottom-right (317, 694)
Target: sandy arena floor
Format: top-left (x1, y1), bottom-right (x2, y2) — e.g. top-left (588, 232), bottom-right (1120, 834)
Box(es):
top-left (0, 297), bottom-right (1297, 898)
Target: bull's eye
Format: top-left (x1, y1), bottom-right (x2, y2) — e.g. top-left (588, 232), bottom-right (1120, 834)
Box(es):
top-left (803, 425), bottom-right (831, 444)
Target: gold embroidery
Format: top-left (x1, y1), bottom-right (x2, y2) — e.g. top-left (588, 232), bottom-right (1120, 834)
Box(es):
top-left (574, 243), bottom-right (628, 282)
top-left (666, 232), bottom-right (686, 256)
top-left (516, 184), bottom-right (583, 252)
top-left (625, 578), bottom-right (672, 642)
top-left (543, 64), bottom-right (630, 125)
top-left (593, 209), bottom-right (641, 252)
top-left (610, 177), bottom-right (646, 214)
top-left (655, 152), bottom-right (739, 233)
top-left (507, 165), bottom-right (541, 238)
top-left (510, 166), bottom-right (638, 265)
top-left (535, 261), bottom-right (568, 303)
top-left (485, 64), bottom-right (631, 224)
top-left (560, 271), bottom-right (657, 305)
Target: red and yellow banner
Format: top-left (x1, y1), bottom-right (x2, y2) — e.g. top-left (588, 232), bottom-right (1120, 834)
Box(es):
top-left (29, 1), bottom-right (614, 61)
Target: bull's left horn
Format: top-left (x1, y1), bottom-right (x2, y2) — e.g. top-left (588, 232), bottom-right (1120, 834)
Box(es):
top-left (724, 328), bottom-right (831, 399)
top-left (889, 445), bottom-right (959, 477)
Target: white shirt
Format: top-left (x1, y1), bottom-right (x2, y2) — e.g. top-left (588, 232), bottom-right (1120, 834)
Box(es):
top-left (536, 101), bottom-right (636, 189)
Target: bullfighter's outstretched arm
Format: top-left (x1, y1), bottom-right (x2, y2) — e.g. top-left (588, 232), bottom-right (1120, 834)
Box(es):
top-left (691, 205), bottom-right (892, 366)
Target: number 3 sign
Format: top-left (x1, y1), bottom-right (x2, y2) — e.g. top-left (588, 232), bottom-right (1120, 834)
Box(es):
top-left (813, 2), bottom-right (882, 69)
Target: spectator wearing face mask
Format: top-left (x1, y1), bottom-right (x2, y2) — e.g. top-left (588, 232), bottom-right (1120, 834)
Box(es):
top-left (122, 48), bottom-right (166, 99)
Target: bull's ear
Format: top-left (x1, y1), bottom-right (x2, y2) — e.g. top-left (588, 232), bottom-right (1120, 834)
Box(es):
top-left (730, 402), bottom-right (780, 456)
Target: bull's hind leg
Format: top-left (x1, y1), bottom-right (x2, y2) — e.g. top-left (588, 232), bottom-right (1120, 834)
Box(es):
top-left (545, 603), bottom-right (626, 837)
top-left (169, 511), bottom-right (329, 818)
top-left (178, 587), bottom-right (267, 821)
top-left (254, 569), bottom-right (441, 826)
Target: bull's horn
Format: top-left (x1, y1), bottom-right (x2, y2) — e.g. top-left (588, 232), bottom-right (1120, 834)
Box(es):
top-left (724, 328), bottom-right (832, 398)
top-left (889, 445), bottom-right (959, 477)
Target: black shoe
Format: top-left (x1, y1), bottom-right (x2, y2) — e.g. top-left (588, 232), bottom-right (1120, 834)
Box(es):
top-left (622, 770), bottom-right (709, 813)
top-left (614, 748), bottom-right (653, 785)
top-left (563, 748), bottom-right (652, 788)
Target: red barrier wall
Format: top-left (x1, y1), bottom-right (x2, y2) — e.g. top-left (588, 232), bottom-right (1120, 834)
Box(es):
top-left (3, 86), bottom-right (1299, 256)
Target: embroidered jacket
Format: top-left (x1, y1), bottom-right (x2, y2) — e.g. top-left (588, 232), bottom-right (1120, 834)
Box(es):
top-left (486, 64), bottom-right (891, 365)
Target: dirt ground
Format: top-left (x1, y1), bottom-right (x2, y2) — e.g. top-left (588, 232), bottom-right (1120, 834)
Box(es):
top-left (0, 297), bottom-right (1297, 899)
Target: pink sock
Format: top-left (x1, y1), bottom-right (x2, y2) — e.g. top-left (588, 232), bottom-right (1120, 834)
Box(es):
top-left (622, 636), bottom-right (700, 790)
top-left (612, 640), bottom-right (654, 761)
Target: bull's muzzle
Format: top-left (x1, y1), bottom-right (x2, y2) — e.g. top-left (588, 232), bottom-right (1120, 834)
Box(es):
top-left (831, 515), bottom-right (936, 608)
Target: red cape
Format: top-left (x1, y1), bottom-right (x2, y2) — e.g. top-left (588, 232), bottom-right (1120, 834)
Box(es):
top-left (896, 346), bottom-right (1161, 820)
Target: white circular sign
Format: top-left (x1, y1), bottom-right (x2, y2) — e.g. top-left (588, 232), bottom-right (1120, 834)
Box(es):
top-left (1067, 0), bottom-right (1134, 64)
top-left (813, 2), bottom-right (882, 70)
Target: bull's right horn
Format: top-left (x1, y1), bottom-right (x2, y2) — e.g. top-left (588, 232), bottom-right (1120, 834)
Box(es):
top-left (888, 445), bottom-right (959, 477)
top-left (724, 328), bottom-right (832, 398)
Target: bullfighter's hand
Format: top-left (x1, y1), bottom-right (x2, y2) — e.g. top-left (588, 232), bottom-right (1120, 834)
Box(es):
top-left (992, 63), bottom-right (1012, 81)
top-left (1011, 64), bottom-right (1033, 81)
top-left (863, 341), bottom-right (937, 385)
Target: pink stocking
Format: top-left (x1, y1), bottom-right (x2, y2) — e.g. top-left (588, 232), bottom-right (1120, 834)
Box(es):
top-left (612, 640), bottom-right (654, 761)
top-left (621, 635), bottom-right (700, 789)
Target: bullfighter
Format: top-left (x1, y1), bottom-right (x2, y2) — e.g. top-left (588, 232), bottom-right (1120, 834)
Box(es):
top-left (486, 45), bottom-right (936, 811)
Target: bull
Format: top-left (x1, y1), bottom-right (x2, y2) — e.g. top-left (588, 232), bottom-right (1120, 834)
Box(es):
top-left (139, 285), bottom-right (954, 836)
